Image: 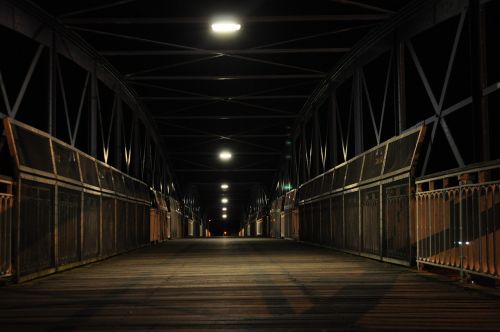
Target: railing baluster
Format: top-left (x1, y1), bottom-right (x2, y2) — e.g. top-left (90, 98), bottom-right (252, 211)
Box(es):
top-left (416, 163), bottom-right (500, 280)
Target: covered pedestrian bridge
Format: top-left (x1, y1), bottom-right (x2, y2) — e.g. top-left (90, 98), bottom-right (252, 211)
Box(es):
top-left (1, 0), bottom-right (500, 330)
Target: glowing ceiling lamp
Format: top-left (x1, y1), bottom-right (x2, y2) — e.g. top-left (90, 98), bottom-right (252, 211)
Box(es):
top-left (211, 21), bottom-right (241, 33)
top-left (219, 150), bottom-right (232, 161)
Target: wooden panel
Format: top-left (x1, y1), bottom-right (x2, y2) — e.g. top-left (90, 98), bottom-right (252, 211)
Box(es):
top-left (1, 238), bottom-right (500, 331)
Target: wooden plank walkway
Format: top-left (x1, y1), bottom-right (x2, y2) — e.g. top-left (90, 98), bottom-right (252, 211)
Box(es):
top-left (1, 238), bottom-right (500, 331)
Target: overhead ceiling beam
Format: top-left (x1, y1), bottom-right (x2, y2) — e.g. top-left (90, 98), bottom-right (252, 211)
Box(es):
top-left (70, 27), bottom-right (324, 74)
top-left (162, 134), bottom-right (290, 138)
top-left (126, 55), bottom-right (223, 77)
top-left (141, 95), bottom-right (308, 101)
top-left (58, 0), bottom-right (137, 18)
top-left (130, 81), bottom-right (290, 114)
top-left (101, 48), bottom-right (349, 56)
top-left (154, 115), bottom-right (296, 120)
top-left (168, 151), bottom-right (281, 155)
top-left (189, 182), bottom-right (264, 186)
top-left (330, 0), bottom-right (396, 14)
top-left (129, 74), bottom-right (323, 81)
top-left (252, 24), bottom-right (374, 49)
top-left (63, 15), bottom-right (390, 25)
top-left (175, 169), bottom-right (277, 172)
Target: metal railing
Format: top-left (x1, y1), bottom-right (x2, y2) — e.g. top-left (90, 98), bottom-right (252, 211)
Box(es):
top-left (416, 160), bottom-right (500, 279)
top-left (0, 176), bottom-right (13, 278)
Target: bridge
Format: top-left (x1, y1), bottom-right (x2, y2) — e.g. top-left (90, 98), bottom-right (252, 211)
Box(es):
top-left (0, 0), bottom-right (500, 330)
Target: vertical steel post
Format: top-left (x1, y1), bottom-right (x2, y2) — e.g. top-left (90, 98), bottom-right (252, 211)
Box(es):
top-left (133, 120), bottom-right (140, 178)
top-left (379, 183), bottom-right (383, 260)
top-left (115, 97), bottom-right (123, 170)
top-left (301, 130), bottom-right (309, 182)
top-left (313, 110), bottom-right (321, 176)
top-left (395, 42), bottom-right (406, 134)
top-left (358, 189), bottom-right (362, 254)
top-left (469, 0), bottom-right (489, 162)
top-left (90, 64), bottom-right (98, 158)
top-left (353, 69), bottom-right (363, 155)
top-left (48, 33), bottom-right (57, 135)
top-left (416, 184), bottom-right (420, 269)
top-left (459, 181), bottom-right (464, 281)
top-left (330, 89), bottom-right (339, 167)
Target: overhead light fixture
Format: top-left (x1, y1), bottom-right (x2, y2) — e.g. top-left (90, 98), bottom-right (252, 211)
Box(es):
top-left (222, 207), bottom-right (227, 211)
top-left (222, 214), bottom-right (228, 219)
top-left (221, 183), bottom-right (229, 190)
top-left (211, 21), bottom-right (241, 33)
top-left (219, 151), bottom-right (232, 161)
top-left (221, 198), bottom-right (228, 204)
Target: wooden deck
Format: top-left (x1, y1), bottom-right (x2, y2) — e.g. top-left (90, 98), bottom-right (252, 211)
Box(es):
top-left (1, 238), bottom-right (500, 331)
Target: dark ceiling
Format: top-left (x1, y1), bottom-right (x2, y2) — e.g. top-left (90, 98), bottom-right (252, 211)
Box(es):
top-left (31, 0), bottom-right (408, 232)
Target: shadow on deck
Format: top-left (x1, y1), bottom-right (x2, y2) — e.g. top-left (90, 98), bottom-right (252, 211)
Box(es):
top-left (1, 238), bottom-right (500, 331)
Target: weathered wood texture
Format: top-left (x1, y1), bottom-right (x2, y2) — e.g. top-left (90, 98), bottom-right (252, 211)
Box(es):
top-left (1, 238), bottom-right (500, 331)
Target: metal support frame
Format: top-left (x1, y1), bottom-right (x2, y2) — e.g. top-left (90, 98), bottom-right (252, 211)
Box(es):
top-left (1, 0), bottom-right (176, 196)
top-left (395, 41), bottom-right (406, 134)
top-left (63, 14), bottom-right (390, 25)
top-left (353, 69), bottom-right (363, 155)
top-left (313, 110), bottom-right (321, 176)
top-left (407, 11), bottom-right (467, 174)
top-left (469, 0), bottom-right (490, 161)
top-left (330, 88), bottom-right (339, 166)
top-left (102, 48), bottom-right (350, 56)
top-left (48, 33), bottom-right (57, 135)
top-left (114, 97), bottom-right (123, 170)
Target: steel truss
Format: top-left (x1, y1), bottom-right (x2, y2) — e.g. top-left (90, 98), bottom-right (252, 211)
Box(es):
top-left (272, 0), bottom-right (498, 198)
top-left (0, 0), bottom-right (177, 197)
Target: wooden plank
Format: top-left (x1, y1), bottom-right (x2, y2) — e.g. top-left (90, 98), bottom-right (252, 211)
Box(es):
top-left (0, 238), bottom-right (500, 331)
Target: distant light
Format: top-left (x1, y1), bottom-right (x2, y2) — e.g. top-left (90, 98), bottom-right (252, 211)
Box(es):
top-left (211, 21), bottom-right (241, 33)
top-left (219, 151), bottom-right (232, 161)
top-left (221, 183), bottom-right (229, 190)
top-left (221, 198), bottom-right (228, 204)
top-left (222, 214), bottom-right (227, 219)
top-left (224, 231), bottom-right (227, 236)
top-left (283, 183), bottom-right (293, 191)
top-left (222, 207), bottom-right (227, 211)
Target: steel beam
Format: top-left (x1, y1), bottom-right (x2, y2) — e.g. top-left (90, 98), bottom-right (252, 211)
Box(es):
top-left (353, 69), bottom-right (363, 155)
top-left (59, 0), bottom-right (137, 18)
top-left (129, 74), bottom-right (324, 81)
top-left (48, 33), bottom-right (56, 135)
top-left (162, 134), bottom-right (290, 138)
top-left (329, 88), bottom-right (339, 166)
top-left (90, 63), bottom-right (98, 157)
top-left (101, 48), bottom-right (349, 56)
top-left (63, 15), bottom-right (390, 25)
top-left (469, 0), bottom-right (490, 161)
top-left (330, 0), bottom-right (396, 14)
top-left (313, 109), bottom-right (321, 176)
top-left (154, 115), bottom-right (296, 120)
top-left (395, 41), bottom-right (406, 134)
top-left (115, 97), bottom-right (123, 170)
top-left (167, 151), bottom-right (281, 155)
top-left (70, 27), bottom-right (324, 74)
top-left (141, 95), bottom-right (308, 101)
top-left (175, 169), bottom-right (276, 172)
